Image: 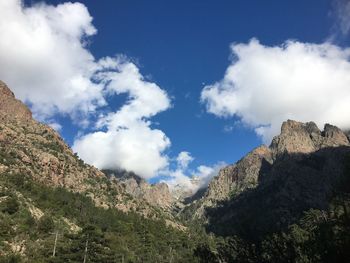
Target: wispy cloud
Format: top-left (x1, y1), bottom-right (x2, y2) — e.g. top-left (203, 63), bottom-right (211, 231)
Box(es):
top-left (330, 0), bottom-right (350, 39)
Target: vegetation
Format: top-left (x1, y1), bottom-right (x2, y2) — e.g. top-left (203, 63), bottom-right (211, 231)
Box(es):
top-left (194, 154), bottom-right (350, 263)
top-left (0, 173), bottom-right (202, 262)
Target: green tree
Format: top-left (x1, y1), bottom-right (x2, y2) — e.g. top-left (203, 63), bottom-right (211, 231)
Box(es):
top-left (1, 197), bottom-right (19, 215)
top-left (38, 215), bottom-right (55, 233)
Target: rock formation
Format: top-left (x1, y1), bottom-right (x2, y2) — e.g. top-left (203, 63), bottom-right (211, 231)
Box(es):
top-left (270, 120), bottom-right (349, 157)
top-left (103, 169), bottom-right (174, 209)
top-left (186, 120), bottom-right (350, 219)
top-left (0, 80), bottom-right (32, 121)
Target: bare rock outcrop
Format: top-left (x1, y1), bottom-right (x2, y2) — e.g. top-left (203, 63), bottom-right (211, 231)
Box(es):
top-left (205, 145), bottom-right (273, 202)
top-left (0, 80), bottom-right (32, 121)
top-left (270, 120), bottom-right (349, 157)
top-left (103, 170), bottom-right (174, 209)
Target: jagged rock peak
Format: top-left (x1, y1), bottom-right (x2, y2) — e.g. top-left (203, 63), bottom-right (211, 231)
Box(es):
top-left (270, 119), bottom-right (349, 157)
top-left (323, 123), bottom-right (349, 145)
top-left (188, 120), bottom-right (350, 219)
top-left (0, 80), bottom-right (32, 121)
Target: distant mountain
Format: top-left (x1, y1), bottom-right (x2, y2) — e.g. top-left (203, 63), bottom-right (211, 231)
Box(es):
top-left (102, 169), bottom-right (175, 209)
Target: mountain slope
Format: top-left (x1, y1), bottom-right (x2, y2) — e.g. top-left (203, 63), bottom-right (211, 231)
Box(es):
top-left (102, 169), bottom-right (174, 209)
top-left (0, 80), bottom-right (177, 217)
top-left (0, 81), bottom-right (203, 261)
top-left (189, 120), bottom-right (350, 262)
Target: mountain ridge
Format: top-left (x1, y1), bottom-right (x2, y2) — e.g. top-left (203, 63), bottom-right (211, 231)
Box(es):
top-left (183, 119), bottom-right (350, 220)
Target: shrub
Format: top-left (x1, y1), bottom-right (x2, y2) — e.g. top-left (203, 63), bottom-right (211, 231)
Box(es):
top-left (37, 215), bottom-right (54, 233)
top-left (1, 197), bottom-right (19, 215)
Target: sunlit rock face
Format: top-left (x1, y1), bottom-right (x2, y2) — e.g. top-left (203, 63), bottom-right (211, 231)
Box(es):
top-left (0, 80), bottom-right (32, 121)
top-left (270, 120), bottom-right (349, 157)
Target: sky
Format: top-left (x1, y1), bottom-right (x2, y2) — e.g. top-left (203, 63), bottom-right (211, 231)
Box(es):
top-left (1, 0), bottom-right (350, 193)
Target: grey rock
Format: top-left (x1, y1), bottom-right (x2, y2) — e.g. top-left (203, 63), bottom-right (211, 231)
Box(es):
top-left (185, 119), bottom-right (350, 220)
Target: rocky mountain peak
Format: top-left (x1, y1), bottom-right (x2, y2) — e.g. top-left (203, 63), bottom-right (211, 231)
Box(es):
top-left (323, 123), bottom-right (349, 145)
top-left (270, 120), bottom-right (349, 157)
top-left (0, 80), bottom-right (32, 121)
top-left (188, 120), bottom-right (350, 219)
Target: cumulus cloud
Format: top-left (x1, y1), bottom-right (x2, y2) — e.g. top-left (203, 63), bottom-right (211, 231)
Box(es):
top-left (201, 39), bottom-right (350, 142)
top-left (0, 0), bottom-right (106, 121)
top-left (176, 151), bottom-right (194, 169)
top-left (0, 0), bottom-right (173, 180)
top-left (72, 59), bottom-right (172, 179)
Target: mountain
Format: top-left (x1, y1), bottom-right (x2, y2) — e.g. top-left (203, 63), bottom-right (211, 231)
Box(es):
top-left (0, 81), bottom-right (202, 262)
top-left (188, 120), bottom-right (350, 262)
top-left (0, 80), bottom-right (173, 216)
top-left (184, 120), bottom-right (350, 220)
top-left (102, 169), bottom-right (174, 209)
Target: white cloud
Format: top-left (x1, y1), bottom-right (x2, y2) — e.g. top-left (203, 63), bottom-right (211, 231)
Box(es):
top-left (201, 39), bottom-right (350, 142)
top-left (0, 0), bottom-right (173, 180)
top-left (176, 151), bottom-right (194, 169)
top-left (192, 163), bottom-right (225, 190)
top-left (161, 152), bottom-right (225, 196)
top-left (73, 59), bottom-right (172, 179)
top-left (0, 0), bottom-right (104, 120)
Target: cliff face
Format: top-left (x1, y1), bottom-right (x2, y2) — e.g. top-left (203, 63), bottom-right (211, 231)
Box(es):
top-left (270, 120), bottom-right (349, 156)
top-left (186, 120), bottom-right (350, 219)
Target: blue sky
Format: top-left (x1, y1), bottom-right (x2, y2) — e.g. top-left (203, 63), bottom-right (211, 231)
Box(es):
top-left (2, 0), bottom-right (350, 191)
top-left (37, 0), bottom-right (331, 161)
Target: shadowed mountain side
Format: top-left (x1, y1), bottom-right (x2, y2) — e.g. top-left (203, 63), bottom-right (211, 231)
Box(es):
top-left (204, 146), bottom-right (350, 241)
top-left (182, 120), bottom-right (350, 221)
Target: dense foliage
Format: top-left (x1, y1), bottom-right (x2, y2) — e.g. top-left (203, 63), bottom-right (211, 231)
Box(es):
top-left (0, 173), bottom-right (202, 262)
